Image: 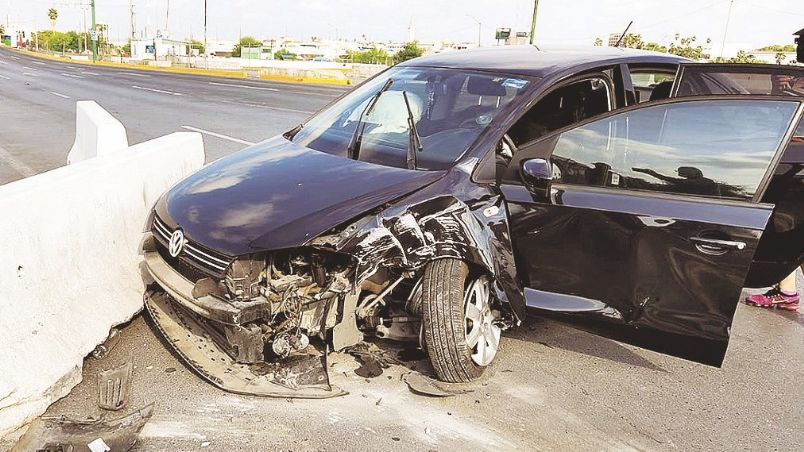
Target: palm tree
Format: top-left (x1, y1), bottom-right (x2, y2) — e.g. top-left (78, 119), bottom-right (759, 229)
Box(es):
top-left (48, 8), bottom-right (58, 30)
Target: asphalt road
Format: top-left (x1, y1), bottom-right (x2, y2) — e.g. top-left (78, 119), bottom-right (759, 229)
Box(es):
top-left (0, 47), bottom-right (346, 185)
top-left (1, 48), bottom-right (803, 451)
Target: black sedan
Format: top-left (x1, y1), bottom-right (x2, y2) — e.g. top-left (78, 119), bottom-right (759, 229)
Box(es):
top-left (142, 46), bottom-right (804, 397)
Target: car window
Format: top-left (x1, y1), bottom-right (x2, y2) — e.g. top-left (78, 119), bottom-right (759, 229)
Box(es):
top-left (506, 77), bottom-right (612, 147)
top-left (292, 67), bottom-right (532, 170)
top-left (629, 70), bottom-right (675, 103)
top-left (546, 99), bottom-right (800, 201)
top-left (676, 66), bottom-right (804, 96)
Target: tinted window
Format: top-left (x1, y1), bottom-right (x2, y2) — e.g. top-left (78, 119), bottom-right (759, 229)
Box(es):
top-left (549, 99), bottom-right (799, 200)
top-left (677, 66), bottom-right (804, 96)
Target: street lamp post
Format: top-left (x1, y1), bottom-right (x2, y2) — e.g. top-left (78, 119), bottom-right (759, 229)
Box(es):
top-left (466, 14), bottom-right (481, 48)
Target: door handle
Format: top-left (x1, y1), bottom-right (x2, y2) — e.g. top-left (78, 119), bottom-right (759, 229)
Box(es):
top-left (690, 236), bottom-right (746, 251)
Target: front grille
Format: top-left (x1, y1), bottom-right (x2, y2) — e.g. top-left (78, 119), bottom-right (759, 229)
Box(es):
top-left (152, 214), bottom-right (232, 281)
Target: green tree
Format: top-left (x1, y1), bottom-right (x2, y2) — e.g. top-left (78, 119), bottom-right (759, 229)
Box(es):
top-left (274, 48), bottom-right (297, 60)
top-left (232, 36), bottom-right (261, 57)
top-left (0, 24), bottom-right (5, 36)
top-left (189, 39), bottom-right (205, 55)
top-left (776, 52), bottom-right (787, 64)
top-left (393, 41), bottom-right (423, 64)
top-left (758, 44), bottom-right (796, 52)
top-left (593, 37), bottom-right (603, 47)
top-left (618, 33), bottom-right (644, 49)
top-left (667, 35), bottom-right (710, 60)
top-left (48, 8), bottom-right (58, 29)
top-left (728, 50), bottom-right (761, 63)
top-left (343, 47), bottom-right (389, 64)
top-left (618, 33), bottom-right (710, 60)
top-left (122, 42), bottom-right (131, 55)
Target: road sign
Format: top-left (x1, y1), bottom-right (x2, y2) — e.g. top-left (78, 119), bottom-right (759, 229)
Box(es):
top-left (90, 31), bottom-right (98, 42)
top-left (495, 28), bottom-right (511, 40)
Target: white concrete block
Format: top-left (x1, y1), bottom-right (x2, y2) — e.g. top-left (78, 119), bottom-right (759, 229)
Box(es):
top-left (67, 101), bottom-right (129, 165)
top-left (0, 132), bottom-right (205, 438)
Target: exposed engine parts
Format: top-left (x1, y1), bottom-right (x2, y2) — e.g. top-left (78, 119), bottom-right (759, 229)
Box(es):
top-left (170, 240), bottom-right (507, 373)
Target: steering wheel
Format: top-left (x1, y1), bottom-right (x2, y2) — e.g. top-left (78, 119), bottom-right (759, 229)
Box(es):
top-left (499, 133), bottom-right (517, 158)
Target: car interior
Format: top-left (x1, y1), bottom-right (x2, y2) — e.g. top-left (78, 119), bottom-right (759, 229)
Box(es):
top-left (629, 69), bottom-right (677, 103)
top-left (507, 77), bottom-right (612, 147)
top-left (494, 77), bottom-right (612, 173)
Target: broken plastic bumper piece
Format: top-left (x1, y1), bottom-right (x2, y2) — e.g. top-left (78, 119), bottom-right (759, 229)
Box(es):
top-left (144, 289), bottom-right (347, 399)
top-left (12, 404), bottom-right (153, 452)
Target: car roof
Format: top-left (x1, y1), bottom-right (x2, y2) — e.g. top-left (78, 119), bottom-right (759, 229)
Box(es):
top-left (399, 45), bottom-right (688, 78)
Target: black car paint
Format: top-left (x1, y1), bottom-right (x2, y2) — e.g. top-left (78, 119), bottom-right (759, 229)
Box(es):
top-left (152, 48), bottom-right (804, 369)
top-left (504, 183), bottom-right (771, 365)
top-left (156, 137), bottom-right (445, 256)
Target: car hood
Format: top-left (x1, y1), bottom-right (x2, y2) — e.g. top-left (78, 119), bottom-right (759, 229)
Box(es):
top-left (156, 136), bottom-right (445, 256)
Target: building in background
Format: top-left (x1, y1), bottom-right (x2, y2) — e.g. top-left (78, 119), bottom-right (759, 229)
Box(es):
top-left (130, 37), bottom-right (188, 60)
top-left (2, 22), bottom-right (33, 48)
top-left (505, 31), bottom-right (530, 45)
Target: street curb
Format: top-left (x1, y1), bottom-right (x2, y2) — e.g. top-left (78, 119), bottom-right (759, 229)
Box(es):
top-left (258, 72), bottom-right (352, 86)
top-left (12, 48), bottom-right (356, 85)
top-left (13, 49), bottom-right (248, 79)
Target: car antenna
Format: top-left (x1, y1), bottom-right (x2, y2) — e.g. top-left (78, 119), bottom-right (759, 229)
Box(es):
top-left (614, 21), bottom-right (634, 48)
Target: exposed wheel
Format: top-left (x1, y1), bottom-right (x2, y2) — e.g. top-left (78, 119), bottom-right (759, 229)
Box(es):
top-left (421, 259), bottom-right (501, 382)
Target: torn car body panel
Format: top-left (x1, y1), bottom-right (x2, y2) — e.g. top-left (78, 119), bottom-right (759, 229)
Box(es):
top-left (309, 173), bottom-right (525, 320)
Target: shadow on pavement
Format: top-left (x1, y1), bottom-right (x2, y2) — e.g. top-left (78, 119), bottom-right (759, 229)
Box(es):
top-left (509, 316), bottom-right (668, 372)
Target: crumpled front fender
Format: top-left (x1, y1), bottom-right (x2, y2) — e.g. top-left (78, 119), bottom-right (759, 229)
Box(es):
top-left (310, 192), bottom-right (525, 320)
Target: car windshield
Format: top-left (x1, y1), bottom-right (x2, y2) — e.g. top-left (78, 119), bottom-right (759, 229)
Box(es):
top-left (291, 66), bottom-right (532, 170)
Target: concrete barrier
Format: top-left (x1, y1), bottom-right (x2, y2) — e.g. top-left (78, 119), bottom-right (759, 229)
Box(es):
top-left (67, 101), bottom-right (129, 164)
top-left (0, 107), bottom-right (205, 438)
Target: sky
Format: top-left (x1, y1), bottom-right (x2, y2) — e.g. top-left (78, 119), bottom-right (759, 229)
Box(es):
top-left (4, 0), bottom-right (804, 55)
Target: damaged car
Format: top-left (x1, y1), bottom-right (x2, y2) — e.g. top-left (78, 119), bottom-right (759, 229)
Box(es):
top-left (141, 46), bottom-right (804, 396)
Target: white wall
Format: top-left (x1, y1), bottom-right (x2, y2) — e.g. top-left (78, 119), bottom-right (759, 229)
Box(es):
top-left (0, 105), bottom-right (205, 439)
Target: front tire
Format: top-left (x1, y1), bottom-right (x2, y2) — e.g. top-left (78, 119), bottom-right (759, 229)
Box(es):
top-left (421, 259), bottom-right (501, 383)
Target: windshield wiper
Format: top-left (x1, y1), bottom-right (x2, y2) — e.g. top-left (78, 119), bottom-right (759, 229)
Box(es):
top-left (402, 91), bottom-right (423, 170)
top-left (347, 78), bottom-right (393, 160)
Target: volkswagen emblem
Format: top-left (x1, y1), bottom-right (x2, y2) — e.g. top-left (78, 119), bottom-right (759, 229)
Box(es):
top-left (168, 229), bottom-right (185, 257)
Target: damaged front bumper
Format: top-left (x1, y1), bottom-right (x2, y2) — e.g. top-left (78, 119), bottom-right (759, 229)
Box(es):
top-left (144, 289), bottom-right (346, 399)
top-left (141, 234), bottom-right (346, 399)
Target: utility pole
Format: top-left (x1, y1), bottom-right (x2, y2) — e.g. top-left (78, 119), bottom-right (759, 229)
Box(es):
top-left (81, 6), bottom-right (86, 53)
top-left (130, 1), bottom-right (135, 42)
top-left (165, 0), bottom-right (170, 37)
top-left (529, 0), bottom-right (540, 45)
top-left (90, 0), bottom-right (97, 62)
top-left (466, 15), bottom-right (481, 48)
top-left (204, 0), bottom-right (208, 68)
top-left (719, 0), bottom-right (734, 59)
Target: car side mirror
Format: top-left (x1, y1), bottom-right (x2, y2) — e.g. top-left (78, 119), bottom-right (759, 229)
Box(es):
top-left (520, 158), bottom-right (552, 199)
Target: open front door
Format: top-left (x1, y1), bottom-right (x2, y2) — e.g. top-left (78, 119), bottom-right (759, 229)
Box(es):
top-left (500, 96), bottom-right (803, 366)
